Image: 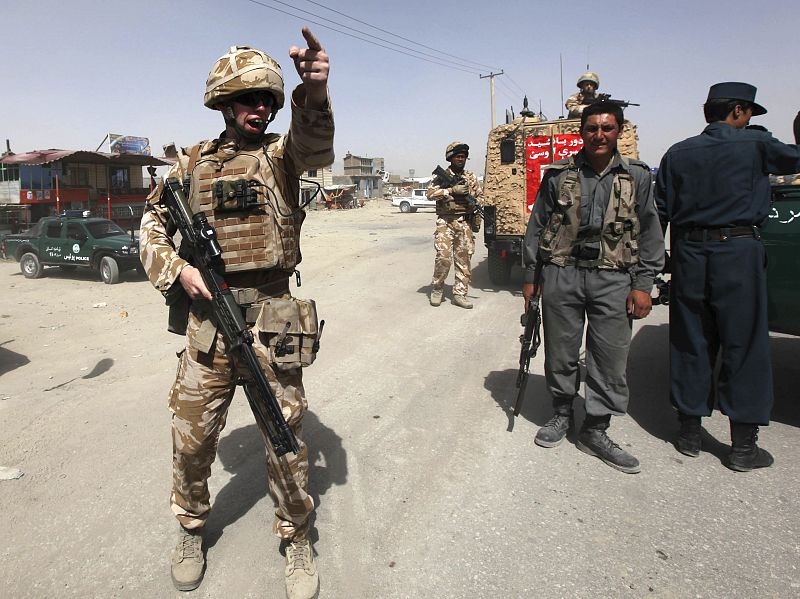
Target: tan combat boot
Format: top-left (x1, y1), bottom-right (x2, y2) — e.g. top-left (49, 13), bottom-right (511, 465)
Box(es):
top-left (452, 294), bottom-right (473, 309)
top-left (430, 289), bottom-right (443, 306)
top-left (171, 526), bottom-right (205, 591)
top-left (285, 539), bottom-right (319, 599)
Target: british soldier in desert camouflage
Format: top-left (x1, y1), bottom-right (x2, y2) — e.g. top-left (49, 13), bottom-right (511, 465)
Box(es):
top-left (139, 28), bottom-right (332, 599)
top-left (427, 141), bottom-right (484, 309)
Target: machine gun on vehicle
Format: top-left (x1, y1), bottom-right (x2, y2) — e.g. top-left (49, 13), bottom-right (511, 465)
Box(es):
top-left (594, 93), bottom-right (640, 108)
top-left (160, 177), bottom-right (299, 457)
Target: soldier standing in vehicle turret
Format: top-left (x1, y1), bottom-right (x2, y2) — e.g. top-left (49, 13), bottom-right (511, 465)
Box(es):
top-left (427, 141), bottom-right (484, 308)
top-left (522, 101), bottom-right (664, 474)
top-left (139, 28), bottom-right (333, 599)
top-left (565, 72), bottom-right (602, 118)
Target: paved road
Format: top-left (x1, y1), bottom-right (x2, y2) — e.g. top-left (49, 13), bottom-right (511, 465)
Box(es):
top-left (1, 203), bottom-right (798, 598)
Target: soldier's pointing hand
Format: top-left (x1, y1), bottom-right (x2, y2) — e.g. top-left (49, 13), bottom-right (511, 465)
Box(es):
top-left (289, 27), bottom-right (329, 110)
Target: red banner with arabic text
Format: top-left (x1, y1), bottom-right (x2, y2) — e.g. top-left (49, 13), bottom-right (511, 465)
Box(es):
top-left (525, 133), bottom-right (584, 214)
top-left (525, 136), bottom-right (551, 213)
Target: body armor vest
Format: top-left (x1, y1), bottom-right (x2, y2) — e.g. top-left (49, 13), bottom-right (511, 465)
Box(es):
top-left (539, 157), bottom-right (641, 269)
top-left (186, 135), bottom-right (301, 273)
top-left (435, 169), bottom-right (473, 217)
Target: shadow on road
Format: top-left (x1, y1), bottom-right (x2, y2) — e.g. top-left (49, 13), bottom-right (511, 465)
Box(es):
top-left (484, 367), bottom-right (554, 433)
top-left (207, 410), bottom-right (346, 548)
top-left (43, 357), bottom-right (114, 391)
top-left (628, 323), bottom-right (800, 451)
top-left (0, 340), bottom-right (30, 376)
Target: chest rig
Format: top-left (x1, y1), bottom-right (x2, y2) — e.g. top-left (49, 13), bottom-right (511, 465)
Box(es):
top-left (435, 168), bottom-right (472, 216)
top-left (185, 135), bottom-right (302, 273)
top-left (539, 156), bottom-right (641, 269)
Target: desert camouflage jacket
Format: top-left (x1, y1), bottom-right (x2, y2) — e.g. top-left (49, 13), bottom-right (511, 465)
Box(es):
top-left (427, 167), bottom-right (484, 216)
top-left (140, 85), bottom-right (334, 292)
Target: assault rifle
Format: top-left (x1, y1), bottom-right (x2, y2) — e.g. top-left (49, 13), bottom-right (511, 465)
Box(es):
top-left (432, 165), bottom-right (485, 217)
top-left (160, 177), bottom-right (299, 457)
top-left (514, 296), bottom-right (542, 416)
top-left (594, 93), bottom-right (640, 108)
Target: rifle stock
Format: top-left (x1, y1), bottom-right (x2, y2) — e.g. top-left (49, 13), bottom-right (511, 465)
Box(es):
top-left (160, 177), bottom-right (299, 457)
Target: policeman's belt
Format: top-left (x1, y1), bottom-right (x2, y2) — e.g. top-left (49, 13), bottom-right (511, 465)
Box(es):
top-left (677, 226), bottom-right (761, 242)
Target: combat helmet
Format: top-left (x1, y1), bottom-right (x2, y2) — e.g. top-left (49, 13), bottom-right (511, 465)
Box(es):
top-left (204, 46), bottom-right (285, 111)
top-left (577, 71), bottom-right (599, 88)
top-left (446, 141), bottom-right (470, 161)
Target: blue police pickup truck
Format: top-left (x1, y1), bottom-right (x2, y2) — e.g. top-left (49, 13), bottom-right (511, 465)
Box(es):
top-left (1, 210), bottom-right (143, 284)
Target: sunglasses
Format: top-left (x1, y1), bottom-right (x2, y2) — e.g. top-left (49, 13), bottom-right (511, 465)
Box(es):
top-left (233, 91), bottom-right (275, 108)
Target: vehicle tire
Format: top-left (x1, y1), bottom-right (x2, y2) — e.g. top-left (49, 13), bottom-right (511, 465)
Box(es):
top-left (20, 252), bottom-right (43, 279)
top-left (99, 256), bottom-right (120, 284)
top-left (399, 201), bottom-right (411, 213)
top-left (487, 248), bottom-right (512, 285)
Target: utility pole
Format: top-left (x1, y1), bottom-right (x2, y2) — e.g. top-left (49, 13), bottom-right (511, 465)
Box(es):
top-left (480, 70), bottom-right (504, 129)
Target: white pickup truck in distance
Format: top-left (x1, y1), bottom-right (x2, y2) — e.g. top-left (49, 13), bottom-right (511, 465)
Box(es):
top-left (391, 188), bottom-right (435, 213)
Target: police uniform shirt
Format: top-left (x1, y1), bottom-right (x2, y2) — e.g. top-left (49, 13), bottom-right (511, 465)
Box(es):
top-left (655, 122), bottom-right (800, 229)
top-left (523, 149), bottom-right (664, 292)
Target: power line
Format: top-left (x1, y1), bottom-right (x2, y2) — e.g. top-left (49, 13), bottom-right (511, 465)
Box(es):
top-left (504, 73), bottom-right (527, 97)
top-left (301, 0), bottom-right (501, 72)
top-left (244, 0), bottom-right (484, 75)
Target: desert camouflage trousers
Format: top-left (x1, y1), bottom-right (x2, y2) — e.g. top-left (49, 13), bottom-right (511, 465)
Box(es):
top-left (431, 216), bottom-right (475, 296)
top-left (168, 306), bottom-right (313, 540)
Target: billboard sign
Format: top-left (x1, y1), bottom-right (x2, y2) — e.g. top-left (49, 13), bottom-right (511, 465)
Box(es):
top-left (109, 134), bottom-right (151, 156)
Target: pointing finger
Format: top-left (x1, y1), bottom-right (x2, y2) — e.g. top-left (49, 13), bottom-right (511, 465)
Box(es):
top-left (302, 26), bottom-right (322, 51)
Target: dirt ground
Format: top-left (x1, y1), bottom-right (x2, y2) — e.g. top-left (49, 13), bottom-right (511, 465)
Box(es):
top-left (1, 202), bottom-right (799, 598)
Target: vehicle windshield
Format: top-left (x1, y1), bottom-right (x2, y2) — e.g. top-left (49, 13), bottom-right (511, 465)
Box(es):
top-left (86, 220), bottom-right (127, 239)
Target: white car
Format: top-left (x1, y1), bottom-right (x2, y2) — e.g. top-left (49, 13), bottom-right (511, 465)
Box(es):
top-left (391, 188), bottom-right (435, 213)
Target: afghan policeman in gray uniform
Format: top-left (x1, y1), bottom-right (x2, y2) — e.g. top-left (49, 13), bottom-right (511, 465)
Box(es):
top-left (656, 82), bottom-right (800, 471)
top-left (522, 101), bottom-right (664, 474)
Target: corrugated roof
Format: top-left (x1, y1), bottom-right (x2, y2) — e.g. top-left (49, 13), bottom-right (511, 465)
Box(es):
top-left (0, 149), bottom-right (171, 167)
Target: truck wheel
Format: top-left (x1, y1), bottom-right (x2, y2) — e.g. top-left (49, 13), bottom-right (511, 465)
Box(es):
top-left (100, 256), bottom-right (120, 284)
top-left (487, 249), bottom-right (512, 285)
top-left (20, 252), bottom-right (43, 279)
top-left (399, 201), bottom-right (411, 213)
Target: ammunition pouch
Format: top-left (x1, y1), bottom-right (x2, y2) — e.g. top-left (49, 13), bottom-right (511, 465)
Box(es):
top-left (469, 212), bottom-right (482, 233)
top-left (164, 282), bottom-right (191, 335)
top-left (256, 297), bottom-right (321, 371)
top-left (213, 178), bottom-right (261, 212)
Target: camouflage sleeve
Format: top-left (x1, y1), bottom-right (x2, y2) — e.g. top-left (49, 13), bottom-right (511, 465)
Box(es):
top-left (565, 93), bottom-right (582, 113)
top-left (426, 178), bottom-right (451, 200)
top-left (139, 159), bottom-right (190, 292)
top-left (284, 84), bottom-right (335, 176)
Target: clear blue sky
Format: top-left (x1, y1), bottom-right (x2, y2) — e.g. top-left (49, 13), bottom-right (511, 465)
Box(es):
top-left (3, 0), bottom-right (799, 176)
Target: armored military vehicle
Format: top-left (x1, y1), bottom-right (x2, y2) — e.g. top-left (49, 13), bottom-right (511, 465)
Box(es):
top-left (481, 110), bottom-right (639, 284)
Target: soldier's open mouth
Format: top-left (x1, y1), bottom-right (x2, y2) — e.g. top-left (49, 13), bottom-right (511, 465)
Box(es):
top-left (247, 118), bottom-right (266, 130)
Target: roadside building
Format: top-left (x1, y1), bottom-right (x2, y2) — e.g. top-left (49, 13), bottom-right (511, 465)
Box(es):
top-left (0, 147), bottom-right (170, 233)
top-left (301, 165), bottom-right (334, 208)
top-left (343, 152), bottom-right (385, 199)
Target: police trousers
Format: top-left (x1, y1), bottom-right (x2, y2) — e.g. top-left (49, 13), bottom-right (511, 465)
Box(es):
top-left (541, 265), bottom-right (633, 416)
top-left (669, 237), bottom-right (772, 424)
top-left (168, 307), bottom-right (313, 540)
top-left (431, 216), bottom-right (474, 296)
